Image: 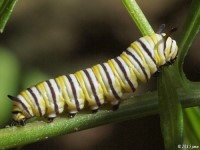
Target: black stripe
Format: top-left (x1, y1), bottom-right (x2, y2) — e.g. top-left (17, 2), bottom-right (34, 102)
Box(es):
top-left (12, 111), bottom-right (22, 114)
top-left (8, 95), bottom-right (32, 116)
top-left (66, 75), bottom-right (80, 111)
top-left (83, 70), bottom-right (101, 107)
top-left (125, 50), bottom-right (149, 81)
top-left (27, 88), bottom-right (42, 116)
top-left (101, 64), bottom-right (121, 100)
top-left (46, 80), bottom-right (59, 115)
top-left (114, 58), bottom-right (135, 92)
top-left (161, 35), bottom-right (166, 58)
top-left (138, 39), bottom-right (156, 65)
top-left (148, 35), bottom-right (162, 68)
top-left (169, 40), bottom-right (173, 57)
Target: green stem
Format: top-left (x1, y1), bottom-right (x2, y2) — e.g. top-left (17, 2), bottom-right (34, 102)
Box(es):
top-left (0, 84), bottom-right (200, 149)
top-left (0, 0), bottom-right (18, 33)
top-left (175, 0), bottom-right (200, 80)
top-left (122, 0), bottom-right (154, 35)
top-left (158, 67), bottom-right (183, 150)
top-left (184, 107), bottom-right (200, 144)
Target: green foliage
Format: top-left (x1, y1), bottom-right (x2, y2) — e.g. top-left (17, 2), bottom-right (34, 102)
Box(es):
top-left (0, 48), bottom-right (20, 128)
top-left (0, 0), bottom-right (199, 149)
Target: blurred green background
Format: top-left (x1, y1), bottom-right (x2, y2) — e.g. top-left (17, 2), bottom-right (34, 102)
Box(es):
top-left (0, 0), bottom-right (199, 149)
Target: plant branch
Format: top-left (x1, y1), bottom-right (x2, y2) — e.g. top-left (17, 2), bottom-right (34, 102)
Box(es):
top-left (122, 0), bottom-right (154, 35)
top-left (175, 0), bottom-right (200, 80)
top-left (0, 84), bottom-right (200, 149)
top-left (0, 0), bottom-right (18, 33)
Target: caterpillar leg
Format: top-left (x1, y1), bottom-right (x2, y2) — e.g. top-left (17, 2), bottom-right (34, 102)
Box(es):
top-left (153, 67), bottom-right (161, 77)
top-left (110, 100), bottom-right (120, 111)
top-left (92, 109), bottom-right (99, 113)
top-left (47, 117), bottom-right (55, 122)
top-left (166, 57), bottom-right (177, 66)
top-left (19, 118), bottom-right (27, 126)
top-left (69, 112), bottom-right (77, 118)
top-left (47, 112), bottom-right (57, 122)
top-left (112, 103), bottom-right (120, 111)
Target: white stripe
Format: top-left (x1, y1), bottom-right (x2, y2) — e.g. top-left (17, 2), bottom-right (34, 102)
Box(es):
top-left (31, 87), bottom-right (45, 115)
top-left (25, 90), bottom-right (39, 115)
top-left (49, 79), bottom-right (64, 113)
top-left (126, 47), bottom-right (150, 79)
top-left (156, 34), bottom-right (166, 65)
top-left (125, 47), bottom-right (145, 78)
top-left (17, 95), bottom-right (33, 116)
top-left (118, 57), bottom-right (138, 89)
top-left (139, 37), bottom-right (157, 73)
top-left (43, 80), bottom-right (57, 114)
top-left (104, 63), bottom-right (123, 97)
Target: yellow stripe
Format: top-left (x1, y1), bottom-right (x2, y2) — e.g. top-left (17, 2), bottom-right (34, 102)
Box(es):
top-left (120, 53), bottom-right (146, 82)
top-left (36, 82), bottom-right (52, 114)
top-left (21, 91), bottom-right (38, 116)
top-left (130, 42), bottom-right (145, 62)
top-left (17, 114), bottom-right (26, 122)
top-left (143, 35), bottom-right (159, 65)
top-left (56, 76), bottom-right (77, 111)
top-left (149, 34), bottom-right (161, 64)
top-left (55, 76), bottom-right (67, 102)
top-left (92, 65), bottom-right (114, 100)
top-left (165, 42), bottom-right (171, 60)
top-left (92, 65), bottom-right (108, 96)
top-left (75, 71), bottom-right (91, 102)
top-left (107, 59), bottom-right (128, 90)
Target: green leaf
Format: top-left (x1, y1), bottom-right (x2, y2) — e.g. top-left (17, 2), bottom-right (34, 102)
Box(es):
top-left (158, 67), bottom-right (183, 150)
top-left (0, 0), bottom-right (18, 33)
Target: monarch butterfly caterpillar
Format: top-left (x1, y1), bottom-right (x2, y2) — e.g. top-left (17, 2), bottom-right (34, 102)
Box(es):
top-left (8, 25), bottom-right (178, 126)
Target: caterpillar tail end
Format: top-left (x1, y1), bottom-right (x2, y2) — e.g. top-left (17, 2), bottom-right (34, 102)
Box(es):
top-left (7, 95), bottom-right (18, 101)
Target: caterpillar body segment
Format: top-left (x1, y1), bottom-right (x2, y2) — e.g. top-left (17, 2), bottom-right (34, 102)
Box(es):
top-left (8, 30), bottom-right (178, 126)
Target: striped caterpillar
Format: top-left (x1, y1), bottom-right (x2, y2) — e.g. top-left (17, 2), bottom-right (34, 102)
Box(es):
top-left (8, 26), bottom-right (178, 126)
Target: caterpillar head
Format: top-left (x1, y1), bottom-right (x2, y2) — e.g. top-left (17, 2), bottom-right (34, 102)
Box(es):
top-left (156, 26), bottom-right (178, 65)
top-left (8, 95), bottom-right (31, 126)
top-left (164, 27), bottom-right (178, 63)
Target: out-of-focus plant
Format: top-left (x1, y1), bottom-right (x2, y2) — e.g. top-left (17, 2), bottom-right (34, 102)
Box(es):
top-left (0, 48), bottom-right (20, 128)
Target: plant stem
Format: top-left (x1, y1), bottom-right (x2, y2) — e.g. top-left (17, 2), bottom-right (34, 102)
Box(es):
top-left (122, 0), bottom-right (154, 35)
top-left (158, 67), bottom-right (183, 150)
top-left (0, 84), bottom-right (200, 149)
top-left (0, 0), bottom-right (18, 33)
top-left (175, 0), bottom-right (200, 79)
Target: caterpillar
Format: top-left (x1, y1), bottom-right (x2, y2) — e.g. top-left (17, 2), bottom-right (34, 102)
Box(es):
top-left (8, 25), bottom-right (178, 126)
